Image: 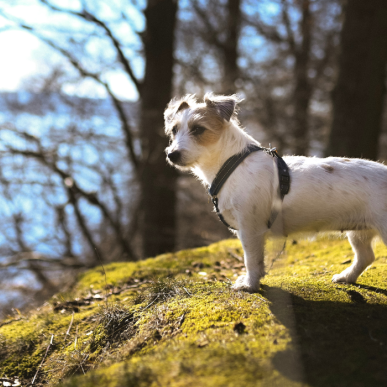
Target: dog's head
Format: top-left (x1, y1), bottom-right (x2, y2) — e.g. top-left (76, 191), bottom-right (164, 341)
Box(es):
top-left (164, 93), bottom-right (241, 169)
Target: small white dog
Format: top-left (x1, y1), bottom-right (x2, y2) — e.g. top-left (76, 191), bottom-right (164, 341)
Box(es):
top-left (164, 93), bottom-right (387, 292)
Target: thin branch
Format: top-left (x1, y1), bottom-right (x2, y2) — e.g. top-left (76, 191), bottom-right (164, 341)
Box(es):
top-left (67, 186), bottom-right (105, 263)
top-left (242, 15), bottom-right (283, 43)
top-left (13, 212), bottom-right (58, 292)
top-left (104, 166), bottom-right (124, 221)
top-left (281, 0), bottom-right (297, 54)
top-left (0, 254), bottom-right (89, 270)
top-left (55, 204), bottom-right (75, 257)
top-left (15, 23), bottom-right (140, 171)
top-left (191, 0), bottom-right (224, 49)
top-left (39, 0), bottom-right (142, 92)
top-left (5, 144), bottom-right (136, 260)
top-left (83, 10), bottom-right (142, 93)
top-left (175, 57), bottom-right (209, 86)
top-left (63, 312), bottom-right (75, 347)
top-left (32, 334), bottom-right (54, 385)
top-left (314, 31), bottom-right (335, 83)
top-left (104, 82), bottom-right (140, 171)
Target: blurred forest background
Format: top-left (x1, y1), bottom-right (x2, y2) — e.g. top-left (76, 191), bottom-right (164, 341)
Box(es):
top-left (0, 0), bottom-right (386, 316)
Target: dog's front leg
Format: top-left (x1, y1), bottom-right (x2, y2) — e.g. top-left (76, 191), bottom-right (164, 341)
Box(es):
top-left (232, 226), bottom-right (267, 293)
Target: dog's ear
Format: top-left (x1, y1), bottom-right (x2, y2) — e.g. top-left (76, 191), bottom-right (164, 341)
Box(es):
top-left (204, 93), bottom-right (242, 122)
top-left (176, 101), bottom-right (189, 113)
top-left (164, 95), bottom-right (196, 127)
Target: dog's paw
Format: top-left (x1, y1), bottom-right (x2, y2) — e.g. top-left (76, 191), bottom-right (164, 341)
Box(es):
top-left (332, 272), bottom-right (356, 284)
top-left (332, 273), bottom-right (347, 283)
top-left (232, 275), bottom-right (260, 293)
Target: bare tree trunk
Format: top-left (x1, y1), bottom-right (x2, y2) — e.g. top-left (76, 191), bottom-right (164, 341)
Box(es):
top-left (292, 0), bottom-right (312, 156)
top-left (326, 0), bottom-right (387, 159)
top-left (223, 0), bottom-right (241, 94)
top-left (139, 0), bottom-right (178, 257)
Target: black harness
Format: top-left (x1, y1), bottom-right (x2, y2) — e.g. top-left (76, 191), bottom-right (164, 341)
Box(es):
top-left (208, 144), bottom-right (290, 230)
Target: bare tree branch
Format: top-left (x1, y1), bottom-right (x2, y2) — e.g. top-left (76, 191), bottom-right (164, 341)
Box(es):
top-left (281, 0), bottom-right (297, 54)
top-left (314, 31), bottom-right (335, 83)
top-left (55, 204), bottom-right (75, 257)
top-left (67, 186), bottom-right (105, 263)
top-left (12, 22), bottom-right (140, 172)
top-left (13, 213), bottom-right (58, 292)
top-left (4, 143), bottom-right (136, 261)
top-left (191, 0), bottom-right (224, 49)
top-left (242, 15), bottom-right (284, 43)
top-left (0, 253), bottom-right (90, 270)
top-left (39, 0), bottom-right (142, 92)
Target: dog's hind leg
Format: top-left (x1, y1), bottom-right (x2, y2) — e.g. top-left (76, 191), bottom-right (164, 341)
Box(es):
top-left (332, 230), bottom-right (376, 284)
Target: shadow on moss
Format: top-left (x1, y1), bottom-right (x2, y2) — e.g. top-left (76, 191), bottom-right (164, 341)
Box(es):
top-left (62, 363), bottom-right (155, 387)
top-left (265, 285), bottom-right (387, 387)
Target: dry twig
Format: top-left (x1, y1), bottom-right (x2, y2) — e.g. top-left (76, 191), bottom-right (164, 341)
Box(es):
top-left (31, 334), bottom-right (54, 385)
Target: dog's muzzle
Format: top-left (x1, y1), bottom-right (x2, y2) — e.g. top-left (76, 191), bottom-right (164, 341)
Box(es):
top-left (167, 151), bottom-right (181, 164)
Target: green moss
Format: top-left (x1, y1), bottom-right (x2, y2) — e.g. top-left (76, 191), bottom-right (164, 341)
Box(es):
top-left (1, 236), bottom-right (387, 386)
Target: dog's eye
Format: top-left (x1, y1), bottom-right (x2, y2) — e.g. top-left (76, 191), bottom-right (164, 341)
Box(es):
top-left (172, 125), bottom-right (178, 136)
top-left (191, 125), bottom-right (206, 136)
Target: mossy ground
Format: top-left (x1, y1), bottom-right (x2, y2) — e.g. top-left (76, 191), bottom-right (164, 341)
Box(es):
top-left (1, 236), bottom-right (387, 387)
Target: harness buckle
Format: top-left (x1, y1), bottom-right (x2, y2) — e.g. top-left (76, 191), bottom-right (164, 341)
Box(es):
top-left (267, 143), bottom-right (278, 157)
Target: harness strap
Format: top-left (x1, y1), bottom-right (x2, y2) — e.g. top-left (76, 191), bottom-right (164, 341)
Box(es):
top-left (209, 144), bottom-right (264, 197)
top-left (209, 144), bottom-right (290, 230)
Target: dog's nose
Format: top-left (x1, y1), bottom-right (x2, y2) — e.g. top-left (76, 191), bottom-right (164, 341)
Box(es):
top-left (167, 151), bottom-right (181, 163)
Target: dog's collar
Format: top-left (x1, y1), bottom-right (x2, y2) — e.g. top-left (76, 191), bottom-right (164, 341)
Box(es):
top-left (208, 144), bottom-right (290, 230)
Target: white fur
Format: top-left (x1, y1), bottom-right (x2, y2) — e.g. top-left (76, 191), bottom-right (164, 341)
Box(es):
top-left (165, 94), bottom-right (387, 292)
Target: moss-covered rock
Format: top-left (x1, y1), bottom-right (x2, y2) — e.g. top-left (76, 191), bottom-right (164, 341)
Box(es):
top-left (1, 236), bottom-right (387, 386)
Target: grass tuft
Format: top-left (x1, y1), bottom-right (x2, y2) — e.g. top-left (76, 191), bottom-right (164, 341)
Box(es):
top-left (94, 303), bottom-right (136, 343)
top-left (144, 277), bottom-right (192, 302)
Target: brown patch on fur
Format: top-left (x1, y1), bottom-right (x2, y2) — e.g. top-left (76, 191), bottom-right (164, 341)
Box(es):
top-left (196, 130), bottom-right (222, 146)
top-left (187, 104), bottom-right (226, 146)
top-left (339, 158), bottom-right (351, 163)
top-left (194, 127), bottom-right (223, 146)
top-left (363, 175), bottom-right (368, 181)
top-left (322, 164), bottom-right (334, 173)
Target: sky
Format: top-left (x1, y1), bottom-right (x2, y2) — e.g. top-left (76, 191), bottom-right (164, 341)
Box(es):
top-left (0, 1), bottom-right (58, 91)
top-left (0, 29), bottom-right (41, 91)
top-left (0, 0), bottom-right (282, 101)
top-left (0, 0), bottom-right (142, 101)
